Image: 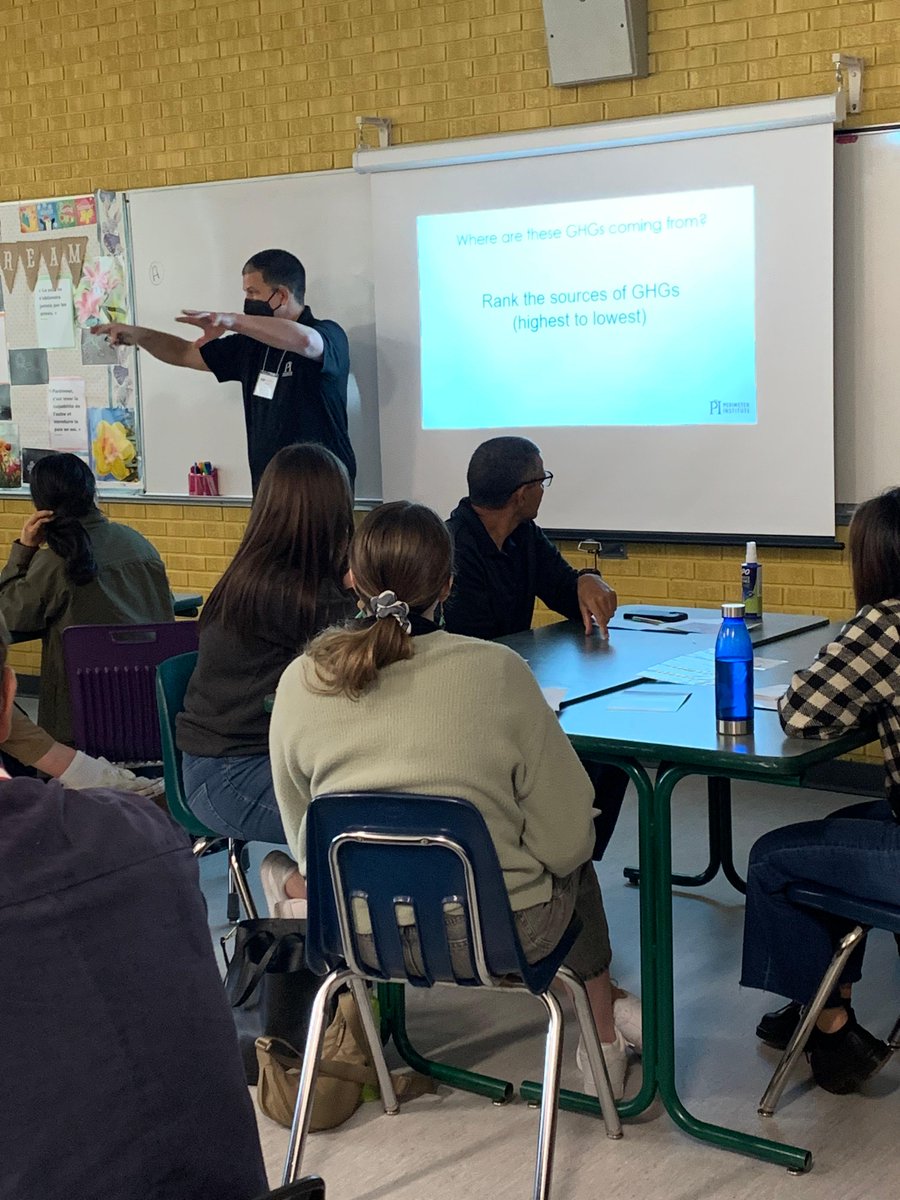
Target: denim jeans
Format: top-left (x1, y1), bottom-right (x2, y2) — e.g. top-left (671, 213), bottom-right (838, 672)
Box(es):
top-left (182, 752), bottom-right (286, 844)
top-left (740, 798), bottom-right (900, 1003)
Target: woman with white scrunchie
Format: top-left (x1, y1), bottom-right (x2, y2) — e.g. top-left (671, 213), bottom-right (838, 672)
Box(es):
top-left (263, 500), bottom-right (641, 1099)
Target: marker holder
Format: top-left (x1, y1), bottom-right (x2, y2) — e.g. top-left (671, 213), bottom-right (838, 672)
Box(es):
top-left (188, 466), bottom-right (219, 497)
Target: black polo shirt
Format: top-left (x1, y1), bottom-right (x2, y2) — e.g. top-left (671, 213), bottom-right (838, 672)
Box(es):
top-left (444, 497), bottom-right (583, 639)
top-left (199, 306), bottom-right (356, 492)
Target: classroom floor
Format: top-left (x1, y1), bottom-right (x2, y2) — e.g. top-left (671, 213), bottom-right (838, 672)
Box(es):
top-left (199, 777), bottom-right (899, 1200)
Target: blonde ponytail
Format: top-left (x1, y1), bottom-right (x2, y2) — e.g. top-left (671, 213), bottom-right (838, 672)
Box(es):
top-left (306, 615), bottom-right (412, 699)
top-left (303, 501), bottom-right (453, 700)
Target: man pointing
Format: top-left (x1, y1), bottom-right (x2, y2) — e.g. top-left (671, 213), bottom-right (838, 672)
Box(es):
top-left (94, 248), bottom-right (355, 493)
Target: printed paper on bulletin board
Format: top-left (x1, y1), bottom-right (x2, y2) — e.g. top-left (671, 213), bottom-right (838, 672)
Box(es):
top-left (0, 190), bottom-right (142, 492)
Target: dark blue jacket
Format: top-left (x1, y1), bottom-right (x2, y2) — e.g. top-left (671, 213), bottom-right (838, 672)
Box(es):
top-left (0, 778), bottom-right (267, 1200)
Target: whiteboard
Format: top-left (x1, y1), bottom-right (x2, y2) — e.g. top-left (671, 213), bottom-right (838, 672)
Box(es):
top-left (835, 129), bottom-right (900, 506)
top-left (127, 170), bottom-right (380, 499)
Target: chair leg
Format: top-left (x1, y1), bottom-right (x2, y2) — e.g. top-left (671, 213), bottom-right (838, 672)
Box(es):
top-left (556, 965), bottom-right (622, 1139)
top-left (228, 839), bottom-right (258, 919)
top-left (282, 968), bottom-right (353, 1186)
top-left (347, 976), bottom-right (399, 1115)
top-left (192, 835), bottom-right (223, 857)
top-left (533, 988), bottom-right (565, 1200)
top-left (758, 925), bottom-right (867, 1117)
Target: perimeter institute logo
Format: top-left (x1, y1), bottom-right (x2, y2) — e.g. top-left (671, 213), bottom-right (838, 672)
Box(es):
top-left (709, 400), bottom-right (752, 417)
top-left (283, 360), bottom-right (293, 377)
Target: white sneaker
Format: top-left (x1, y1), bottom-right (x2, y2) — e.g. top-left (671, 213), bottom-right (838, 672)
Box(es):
top-left (59, 750), bottom-right (165, 798)
top-left (576, 1029), bottom-right (629, 1101)
top-left (614, 991), bottom-right (643, 1053)
top-left (260, 850), bottom-right (307, 919)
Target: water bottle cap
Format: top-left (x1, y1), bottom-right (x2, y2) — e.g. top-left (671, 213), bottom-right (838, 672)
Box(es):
top-left (722, 602), bottom-right (746, 618)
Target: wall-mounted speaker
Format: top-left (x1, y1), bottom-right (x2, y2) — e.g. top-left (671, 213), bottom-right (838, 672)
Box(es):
top-left (541, 0), bottom-right (649, 85)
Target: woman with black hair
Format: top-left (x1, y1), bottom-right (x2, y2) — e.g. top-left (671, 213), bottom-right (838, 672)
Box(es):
top-left (0, 453), bottom-right (173, 744)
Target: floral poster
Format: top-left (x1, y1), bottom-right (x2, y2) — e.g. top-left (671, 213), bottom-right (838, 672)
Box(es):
top-left (74, 256), bottom-right (128, 327)
top-left (0, 421), bottom-right (22, 488)
top-left (89, 406), bottom-right (139, 484)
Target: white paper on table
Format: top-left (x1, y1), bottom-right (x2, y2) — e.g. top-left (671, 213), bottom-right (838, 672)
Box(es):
top-left (677, 618), bottom-right (725, 634)
top-left (35, 276), bottom-right (75, 349)
top-left (606, 688), bottom-right (691, 713)
top-left (754, 683), bottom-right (789, 711)
top-left (542, 686), bottom-right (568, 713)
top-left (0, 313), bottom-right (9, 385)
top-left (643, 649), bottom-right (716, 685)
top-left (644, 648), bottom-right (788, 686)
top-left (48, 377), bottom-right (88, 452)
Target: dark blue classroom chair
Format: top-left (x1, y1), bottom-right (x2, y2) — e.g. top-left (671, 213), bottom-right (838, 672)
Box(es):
top-left (283, 791), bottom-right (621, 1200)
top-left (156, 651), bottom-right (257, 920)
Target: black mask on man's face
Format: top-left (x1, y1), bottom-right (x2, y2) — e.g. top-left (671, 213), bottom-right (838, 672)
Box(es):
top-left (243, 289), bottom-right (279, 318)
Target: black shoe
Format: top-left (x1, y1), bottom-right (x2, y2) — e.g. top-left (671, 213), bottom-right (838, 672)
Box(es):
top-left (756, 1001), bottom-right (804, 1050)
top-left (756, 999), bottom-right (855, 1051)
top-left (809, 1015), bottom-right (892, 1095)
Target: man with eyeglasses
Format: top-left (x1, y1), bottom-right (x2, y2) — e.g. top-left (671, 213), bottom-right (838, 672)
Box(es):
top-left (444, 436), bottom-right (617, 640)
top-left (445, 435), bottom-right (628, 864)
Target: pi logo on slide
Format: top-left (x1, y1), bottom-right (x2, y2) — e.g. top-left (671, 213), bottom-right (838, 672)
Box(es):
top-left (709, 400), bottom-right (721, 416)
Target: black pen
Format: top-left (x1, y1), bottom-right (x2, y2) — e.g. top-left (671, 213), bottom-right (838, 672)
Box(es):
top-left (608, 623), bottom-right (690, 635)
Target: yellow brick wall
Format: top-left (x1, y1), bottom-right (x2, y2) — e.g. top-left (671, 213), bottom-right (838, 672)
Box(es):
top-left (0, 0), bottom-right (897, 196)
top-left (0, 0), bottom-right (892, 759)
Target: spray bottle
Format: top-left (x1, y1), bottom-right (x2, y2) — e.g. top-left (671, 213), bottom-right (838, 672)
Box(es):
top-left (741, 541), bottom-right (763, 618)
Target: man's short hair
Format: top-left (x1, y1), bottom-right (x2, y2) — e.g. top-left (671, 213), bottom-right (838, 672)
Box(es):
top-left (242, 249), bottom-right (306, 303)
top-left (467, 437), bottom-right (541, 508)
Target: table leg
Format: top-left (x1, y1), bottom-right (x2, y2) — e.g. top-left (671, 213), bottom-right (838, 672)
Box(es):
top-left (710, 777), bottom-right (747, 894)
top-left (652, 766), bottom-right (812, 1172)
top-left (377, 980), bottom-right (514, 1103)
top-left (624, 772), bottom-right (722, 888)
top-left (625, 776), bottom-right (746, 895)
top-left (521, 758), bottom-right (659, 1120)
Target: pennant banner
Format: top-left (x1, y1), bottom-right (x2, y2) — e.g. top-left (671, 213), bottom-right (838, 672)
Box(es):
top-left (0, 236), bottom-right (89, 293)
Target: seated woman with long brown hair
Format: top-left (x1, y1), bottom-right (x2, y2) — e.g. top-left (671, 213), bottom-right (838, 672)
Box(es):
top-left (176, 443), bottom-right (355, 870)
top-left (269, 500), bottom-right (640, 1097)
top-left (742, 487), bottom-right (900, 1095)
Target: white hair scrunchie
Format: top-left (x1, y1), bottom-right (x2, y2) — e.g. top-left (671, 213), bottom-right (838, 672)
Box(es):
top-left (369, 590), bottom-right (411, 633)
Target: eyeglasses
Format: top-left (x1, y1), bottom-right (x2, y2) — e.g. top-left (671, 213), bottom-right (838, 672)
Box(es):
top-left (519, 470), bottom-right (553, 491)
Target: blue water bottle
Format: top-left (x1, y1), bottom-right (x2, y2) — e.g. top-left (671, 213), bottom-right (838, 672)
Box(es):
top-left (715, 601), bottom-right (754, 735)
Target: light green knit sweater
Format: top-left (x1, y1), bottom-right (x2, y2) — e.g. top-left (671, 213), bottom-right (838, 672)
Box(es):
top-left (269, 630), bottom-right (595, 911)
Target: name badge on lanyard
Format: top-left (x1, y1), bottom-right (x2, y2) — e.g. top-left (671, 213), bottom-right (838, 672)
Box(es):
top-left (253, 370), bottom-right (279, 399)
top-left (253, 348), bottom-right (288, 399)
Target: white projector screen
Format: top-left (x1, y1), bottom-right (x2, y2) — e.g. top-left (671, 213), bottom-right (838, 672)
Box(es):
top-left (372, 119), bottom-right (835, 539)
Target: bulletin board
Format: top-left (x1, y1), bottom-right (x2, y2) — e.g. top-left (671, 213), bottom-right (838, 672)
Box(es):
top-left (0, 190), bottom-right (141, 492)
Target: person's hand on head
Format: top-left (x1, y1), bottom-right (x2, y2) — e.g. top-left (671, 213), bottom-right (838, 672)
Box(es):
top-left (20, 509), bottom-right (54, 549)
top-left (91, 322), bottom-right (136, 346)
top-left (577, 573), bottom-right (617, 638)
top-left (176, 310), bottom-right (236, 345)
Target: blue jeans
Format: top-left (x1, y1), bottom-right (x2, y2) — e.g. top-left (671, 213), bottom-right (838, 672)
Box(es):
top-left (182, 752), bottom-right (286, 844)
top-left (740, 799), bottom-right (900, 1003)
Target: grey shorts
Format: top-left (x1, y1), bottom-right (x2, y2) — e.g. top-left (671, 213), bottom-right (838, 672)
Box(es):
top-left (355, 863), bottom-right (611, 983)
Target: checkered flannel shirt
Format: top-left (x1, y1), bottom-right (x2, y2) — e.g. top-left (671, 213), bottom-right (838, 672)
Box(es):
top-left (778, 599), bottom-right (900, 819)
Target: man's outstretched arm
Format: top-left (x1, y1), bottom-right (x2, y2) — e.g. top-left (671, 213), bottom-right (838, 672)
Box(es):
top-left (92, 323), bottom-right (211, 371)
